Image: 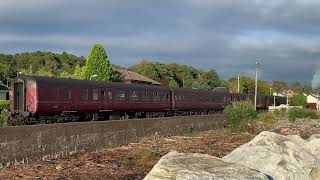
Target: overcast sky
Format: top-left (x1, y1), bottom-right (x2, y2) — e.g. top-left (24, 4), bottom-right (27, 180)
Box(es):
top-left (1, 0), bottom-right (320, 83)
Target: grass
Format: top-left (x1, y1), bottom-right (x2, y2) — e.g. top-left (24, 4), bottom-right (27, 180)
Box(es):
top-left (288, 108), bottom-right (319, 122)
top-left (118, 149), bottom-right (162, 165)
top-left (0, 163), bottom-right (5, 171)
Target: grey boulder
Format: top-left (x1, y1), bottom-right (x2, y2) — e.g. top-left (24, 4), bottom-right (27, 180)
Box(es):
top-left (144, 151), bottom-right (269, 180)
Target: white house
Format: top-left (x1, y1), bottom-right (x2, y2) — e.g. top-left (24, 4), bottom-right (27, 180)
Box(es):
top-left (0, 82), bottom-right (9, 100)
top-left (307, 94), bottom-right (320, 110)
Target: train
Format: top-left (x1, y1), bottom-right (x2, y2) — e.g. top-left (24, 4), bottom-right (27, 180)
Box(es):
top-left (9, 76), bottom-right (287, 125)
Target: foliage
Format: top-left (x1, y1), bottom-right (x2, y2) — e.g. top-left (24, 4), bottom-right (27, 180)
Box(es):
top-left (272, 80), bottom-right (288, 93)
top-left (302, 83), bottom-right (312, 95)
top-left (289, 94), bottom-right (307, 107)
top-left (288, 108), bottom-right (319, 121)
top-left (0, 51), bottom-right (85, 83)
top-left (169, 79), bottom-right (178, 88)
top-left (0, 163), bottom-right (4, 171)
top-left (224, 100), bottom-right (257, 132)
top-left (290, 81), bottom-right (303, 93)
top-left (0, 100), bottom-right (9, 112)
top-left (130, 60), bottom-right (221, 90)
top-left (0, 109), bottom-right (9, 127)
top-left (84, 43), bottom-right (114, 81)
top-left (227, 76), bottom-right (271, 95)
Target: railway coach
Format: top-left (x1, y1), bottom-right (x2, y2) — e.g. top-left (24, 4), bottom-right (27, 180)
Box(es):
top-left (10, 76), bottom-right (174, 124)
top-left (9, 76), bottom-right (286, 125)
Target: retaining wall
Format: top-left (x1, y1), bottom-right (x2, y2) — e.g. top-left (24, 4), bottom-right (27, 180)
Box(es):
top-left (0, 115), bottom-right (225, 165)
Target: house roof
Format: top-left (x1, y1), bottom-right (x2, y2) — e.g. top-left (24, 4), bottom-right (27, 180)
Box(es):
top-left (118, 70), bottom-right (161, 85)
top-left (0, 82), bottom-right (9, 91)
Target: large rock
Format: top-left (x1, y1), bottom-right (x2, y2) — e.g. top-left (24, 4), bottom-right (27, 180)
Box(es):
top-left (222, 131), bottom-right (320, 180)
top-left (144, 151), bottom-right (269, 180)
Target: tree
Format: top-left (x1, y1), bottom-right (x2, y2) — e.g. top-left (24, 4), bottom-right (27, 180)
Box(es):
top-left (302, 83), bottom-right (312, 95)
top-left (169, 79), bottom-right (178, 88)
top-left (258, 80), bottom-right (272, 95)
top-left (291, 81), bottom-right (303, 93)
top-left (192, 73), bottom-right (210, 90)
top-left (71, 65), bottom-right (85, 80)
top-left (228, 76), bottom-right (271, 95)
top-left (289, 94), bottom-right (307, 107)
top-left (202, 69), bottom-right (221, 90)
top-left (272, 80), bottom-right (288, 93)
top-left (84, 43), bottom-right (113, 81)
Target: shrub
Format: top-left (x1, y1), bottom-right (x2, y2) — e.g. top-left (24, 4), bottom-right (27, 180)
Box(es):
top-left (288, 108), bottom-right (319, 121)
top-left (224, 100), bottom-right (257, 132)
top-left (289, 94), bottom-right (307, 107)
top-left (0, 100), bottom-right (9, 112)
top-left (0, 109), bottom-right (9, 127)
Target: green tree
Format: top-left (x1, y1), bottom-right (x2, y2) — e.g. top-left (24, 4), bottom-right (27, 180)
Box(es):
top-left (192, 73), bottom-right (210, 90)
top-left (258, 80), bottom-right (272, 95)
top-left (272, 80), bottom-right (288, 93)
top-left (291, 81), bottom-right (303, 93)
top-left (302, 83), bottom-right (312, 95)
top-left (84, 43), bottom-right (113, 81)
top-left (71, 65), bottom-right (85, 80)
top-left (289, 94), bottom-right (307, 107)
top-left (202, 69), bottom-right (221, 90)
top-left (169, 79), bottom-right (178, 88)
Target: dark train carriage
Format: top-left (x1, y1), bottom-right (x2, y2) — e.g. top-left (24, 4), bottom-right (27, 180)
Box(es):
top-left (11, 76), bottom-right (172, 123)
top-left (172, 87), bottom-right (230, 114)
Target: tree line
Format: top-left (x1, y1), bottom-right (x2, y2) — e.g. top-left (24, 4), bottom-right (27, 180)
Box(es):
top-left (0, 43), bottom-right (313, 95)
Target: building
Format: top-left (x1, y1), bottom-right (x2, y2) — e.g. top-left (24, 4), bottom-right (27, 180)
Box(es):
top-left (307, 94), bottom-right (320, 110)
top-left (117, 70), bottom-right (161, 86)
top-left (0, 82), bottom-right (9, 100)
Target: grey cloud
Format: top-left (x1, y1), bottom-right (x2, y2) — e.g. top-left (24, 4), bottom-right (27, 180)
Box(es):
top-left (1, 0), bottom-right (320, 83)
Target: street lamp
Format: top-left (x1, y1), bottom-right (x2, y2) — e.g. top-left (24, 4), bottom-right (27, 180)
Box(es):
top-left (16, 71), bottom-right (22, 77)
top-left (254, 62), bottom-right (259, 111)
top-left (90, 74), bottom-right (98, 80)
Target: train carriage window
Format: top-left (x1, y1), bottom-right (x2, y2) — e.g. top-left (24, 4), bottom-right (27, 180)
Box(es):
top-left (101, 90), bottom-right (106, 100)
top-left (92, 88), bottom-right (99, 100)
top-left (129, 90), bottom-right (139, 101)
top-left (166, 93), bottom-right (170, 101)
top-left (153, 91), bottom-right (161, 101)
top-left (64, 88), bottom-right (71, 100)
top-left (108, 91), bottom-right (113, 100)
top-left (81, 89), bottom-right (88, 100)
top-left (143, 91), bottom-right (150, 101)
top-left (115, 91), bottom-right (125, 101)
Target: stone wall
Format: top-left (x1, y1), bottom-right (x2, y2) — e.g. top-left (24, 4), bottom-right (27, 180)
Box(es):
top-left (0, 115), bottom-right (224, 166)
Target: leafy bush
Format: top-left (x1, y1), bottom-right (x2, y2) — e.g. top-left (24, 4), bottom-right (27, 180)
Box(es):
top-left (224, 100), bottom-right (257, 132)
top-left (289, 94), bottom-right (307, 107)
top-left (0, 109), bottom-right (9, 127)
top-left (0, 100), bottom-right (9, 112)
top-left (257, 112), bottom-right (277, 124)
top-left (288, 108), bottom-right (319, 121)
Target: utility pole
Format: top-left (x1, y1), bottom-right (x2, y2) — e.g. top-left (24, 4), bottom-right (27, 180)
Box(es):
top-left (29, 65), bottom-right (32, 75)
top-left (237, 74), bottom-right (240, 93)
top-left (254, 62), bottom-right (259, 111)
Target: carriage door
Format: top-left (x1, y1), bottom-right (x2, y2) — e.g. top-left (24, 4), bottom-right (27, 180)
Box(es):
top-left (100, 88), bottom-right (107, 110)
top-left (14, 82), bottom-right (24, 111)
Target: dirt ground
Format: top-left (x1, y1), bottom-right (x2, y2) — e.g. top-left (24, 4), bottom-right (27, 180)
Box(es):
top-left (0, 119), bottom-right (319, 180)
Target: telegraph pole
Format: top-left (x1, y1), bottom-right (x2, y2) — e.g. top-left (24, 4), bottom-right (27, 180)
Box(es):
top-left (254, 62), bottom-right (259, 111)
top-left (237, 74), bottom-right (240, 93)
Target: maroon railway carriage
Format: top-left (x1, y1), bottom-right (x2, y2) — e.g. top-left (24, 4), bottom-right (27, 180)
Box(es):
top-left (10, 75), bottom-right (287, 125)
top-left (172, 87), bottom-right (230, 114)
top-left (10, 76), bottom-right (172, 123)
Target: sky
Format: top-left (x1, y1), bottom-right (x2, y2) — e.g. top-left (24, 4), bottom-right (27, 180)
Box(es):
top-left (1, 0), bottom-right (320, 84)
